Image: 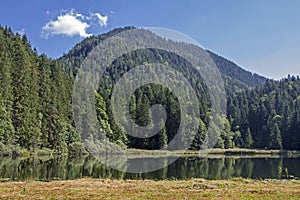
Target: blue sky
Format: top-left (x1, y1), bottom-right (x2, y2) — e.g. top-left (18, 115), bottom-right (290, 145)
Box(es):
top-left (1, 0), bottom-right (300, 79)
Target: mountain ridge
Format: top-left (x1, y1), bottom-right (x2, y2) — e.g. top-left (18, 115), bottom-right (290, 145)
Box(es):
top-left (59, 26), bottom-right (268, 88)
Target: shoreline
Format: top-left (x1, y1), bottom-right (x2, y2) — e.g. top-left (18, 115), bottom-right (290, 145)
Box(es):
top-left (125, 148), bottom-right (300, 158)
top-left (1, 148), bottom-right (300, 158)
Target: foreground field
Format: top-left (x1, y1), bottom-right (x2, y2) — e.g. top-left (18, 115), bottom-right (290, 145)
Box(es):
top-left (0, 178), bottom-right (300, 199)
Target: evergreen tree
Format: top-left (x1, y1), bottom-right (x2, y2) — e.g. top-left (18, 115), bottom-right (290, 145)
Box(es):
top-left (268, 122), bottom-right (282, 149)
top-left (243, 127), bottom-right (253, 148)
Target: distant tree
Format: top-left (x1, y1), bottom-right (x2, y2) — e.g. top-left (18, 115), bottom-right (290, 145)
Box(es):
top-left (268, 122), bottom-right (282, 149)
top-left (243, 127), bottom-right (253, 148)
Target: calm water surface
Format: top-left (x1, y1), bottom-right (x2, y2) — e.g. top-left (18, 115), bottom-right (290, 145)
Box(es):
top-left (0, 155), bottom-right (299, 181)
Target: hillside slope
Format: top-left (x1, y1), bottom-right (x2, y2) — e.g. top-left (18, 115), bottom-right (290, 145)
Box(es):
top-left (59, 27), bottom-right (267, 89)
top-left (207, 50), bottom-right (267, 87)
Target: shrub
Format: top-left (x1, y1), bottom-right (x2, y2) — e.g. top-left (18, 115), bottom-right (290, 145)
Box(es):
top-left (68, 142), bottom-right (87, 155)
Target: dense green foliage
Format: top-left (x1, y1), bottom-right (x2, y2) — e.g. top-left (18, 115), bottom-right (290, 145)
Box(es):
top-left (0, 26), bottom-right (300, 155)
top-left (0, 26), bottom-right (84, 155)
top-left (228, 76), bottom-right (300, 150)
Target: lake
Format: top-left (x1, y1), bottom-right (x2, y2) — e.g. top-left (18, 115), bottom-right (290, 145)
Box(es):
top-left (0, 155), bottom-right (299, 181)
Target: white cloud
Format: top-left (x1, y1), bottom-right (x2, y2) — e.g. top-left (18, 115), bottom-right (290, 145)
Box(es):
top-left (42, 9), bottom-right (109, 38)
top-left (17, 28), bottom-right (25, 36)
top-left (94, 13), bottom-right (108, 26)
top-left (42, 12), bottom-right (91, 38)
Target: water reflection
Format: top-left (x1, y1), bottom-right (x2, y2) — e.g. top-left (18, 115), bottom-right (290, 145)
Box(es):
top-left (0, 156), bottom-right (299, 181)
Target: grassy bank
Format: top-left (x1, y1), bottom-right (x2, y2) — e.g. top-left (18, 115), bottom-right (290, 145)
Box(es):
top-left (126, 148), bottom-right (300, 158)
top-left (0, 178), bottom-right (300, 199)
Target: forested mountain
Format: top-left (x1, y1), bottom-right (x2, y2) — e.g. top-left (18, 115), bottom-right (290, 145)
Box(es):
top-left (59, 27), bottom-right (267, 89)
top-left (0, 25), bottom-right (300, 155)
top-left (60, 27), bottom-right (300, 150)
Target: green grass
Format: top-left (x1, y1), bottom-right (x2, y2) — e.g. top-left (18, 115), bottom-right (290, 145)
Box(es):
top-left (0, 178), bottom-right (299, 199)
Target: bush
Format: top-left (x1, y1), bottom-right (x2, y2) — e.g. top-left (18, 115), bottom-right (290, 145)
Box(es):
top-left (0, 142), bottom-right (11, 156)
top-left (68, 142), bottom-right (87, 155)
top-left (0, 143), bottom-right (22, 157)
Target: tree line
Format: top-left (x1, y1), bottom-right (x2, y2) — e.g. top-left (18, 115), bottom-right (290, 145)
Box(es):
top-left (0, 26), bottom-right (84, 156)
top-left (1, 26), bottom-right (300, 156)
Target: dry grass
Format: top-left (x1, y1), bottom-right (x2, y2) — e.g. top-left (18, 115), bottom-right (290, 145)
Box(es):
top-left (0, 178), bottom-right (300, 199)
